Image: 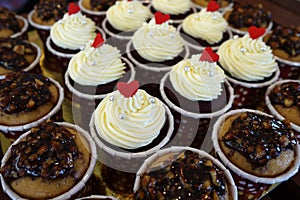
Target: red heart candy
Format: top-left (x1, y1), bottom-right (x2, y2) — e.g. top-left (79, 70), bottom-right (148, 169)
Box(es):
top-left (207, 0), bottom-right (220, 12)
top-left (117, 80), bottom-right (140, 98)
top-left (200, 47), bottom-right (219, 63)
top-left (92, 33), bottom-right (104, 48)
top-left (248, 26), bottom-right (266, 39)
top-left (68, 2), bottom-right (80, 15)
top-left (154, 12), bottom-right (170, 24)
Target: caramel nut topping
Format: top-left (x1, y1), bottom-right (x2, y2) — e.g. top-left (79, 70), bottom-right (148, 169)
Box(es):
top-left (222, 112), bottom-right (297, 168)
top-left (0, 71), bottom-right (52, 114)
top-left (134, 150), bottom-right (227, 200)
top-left (228, 3), bottom-right (272, 29)
top-left (0, 7), bottom-right (21, 34)
top-left (270, 82), bottom-right (300, 109)
top-left (0, 121), bottom-right (79, 182)
top-left (0, 37), bottom-right (37, 71)
top-left (34, 0), bottom-right (68, 22)
top-left (90, 0), bottom-right (117, 11)
top-left (266, 25), bottom-right (300, 57)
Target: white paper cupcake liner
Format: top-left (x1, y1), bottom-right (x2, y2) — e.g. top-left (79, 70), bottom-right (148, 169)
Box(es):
top-left (65, 57), bottom-right (136, 101)
top-left (0, 77), bottom-right (64, 133)
top-left (27, 10), bottom-right (52, 31)
top-left (76, 195), bottom-right (119, 200)
top-left (78, 0), bottom-right (107, 17)
top-left (265, 79), bottom-right (300, 134)
top-left (0, 122), bottom-right (97, 200)
top-left (89, 103), bottom-right (174, 173)
top-left (10, 15), bottom-right (29, 39)
top-left (160, 72), bottom-right (234, 119)
top-left (126, 39), bottom-right (190, 72)
top-left (133, 146), bottom-right (238, 199)
top-left (211, 108), bottom-right (300, 184)
top-left (177, 24), bottom-right (233, 51)
top-left (0, 41), bottom-right (42, 80)
top-left (46, 27), bottom-right (106, 59)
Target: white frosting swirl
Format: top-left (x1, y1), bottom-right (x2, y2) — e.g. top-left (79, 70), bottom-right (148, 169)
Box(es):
top-left (94, 89), bottom-right (166, 149)
top-left (132, 18), bottom-right (184, 62)
top-left (106, 0), bottom-right (152, 31)
top-left (217, 35), bottom-right (277, 81)
top-left (152, 0), bottom-right (191, 15)
top-left (170, 54), bottom-right (225, 101)
top-left (182, 9), bottom-right (228, 44)
top-left (68, 41), bottom-right (125, 85)
top-left (50, 12), bottom-right (97, 50)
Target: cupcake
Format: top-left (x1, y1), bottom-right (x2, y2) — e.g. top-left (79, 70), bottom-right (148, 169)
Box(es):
top-left (79, 0), bottom-right (117, 27)
top-left (134, 146), bottom-right (238, 200)
top-left (223, 2), bottom-right (272, 36)
top-left (217, 26), bottom-right (279, 109)
top-left (127, 11), bottom-right (189, 72)
top-left (192, 0), bottom-right (234, 12)
top-left (212, 109), bottom-right (300, 199)
top-left (102, 0), bottom-right (152, 41)
top-left (178, 1), bottom-right (232, 53)
top-left (65, 33), bottom-right (135, 130)
top-left (0, 7), bottom-right (28, 39)
top-left (264, 25), bottom-right (300, 79)
top-left (265, 79), bottom-right (300, 141)
top-left (0, 37), bottom-right (42, 79)
top-left (150, 0), bottom-right (196, 26)
top-left (0, 120), bottom-right (97, 199)
top-left (0, 71), bottom-right (64, 140)
top-left (90, 80), bottom-right (174, 195)
top-left (27, 0), bottom-right (68, 43)
top-left (160, 48), bottom-right (234, 148)
top-left (46, 2), bottom-right (105, 71)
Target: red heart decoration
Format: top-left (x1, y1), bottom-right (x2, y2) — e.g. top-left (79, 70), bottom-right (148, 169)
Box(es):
top-left (248, 26), bottom-right (266, 39)
top-left (154, 12), bottom-right (170, 24)
top-left (68, 2), bottom-right (80, 15)
top-left (200, 47), bottom-right (219, 63)
top-left (92, 33), bottom-right (104, 48)
top-left (207, 0), bottom-right (220, 12)
top-left (117, 80), bottom-right (140, 98)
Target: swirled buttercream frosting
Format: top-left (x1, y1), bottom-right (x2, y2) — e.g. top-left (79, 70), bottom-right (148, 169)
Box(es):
top-left (68, 40), bottom-right (125, 85)
top-left (50, 12), bottom-right (97, 50)
top-left (152, 0), bottom-right (190, 15)
top-left (132, 18), bottom-right (184, 62)
top-left (106, 0), bottom-right (151, 31)
top-left (94, 89), bottom-right (166, 149)
top-left (170, 54), bottom-right (225, 101)
top-left (217, 35), bottom-right (277, 81)
top-left (182, 9), bottom-right (228, 44)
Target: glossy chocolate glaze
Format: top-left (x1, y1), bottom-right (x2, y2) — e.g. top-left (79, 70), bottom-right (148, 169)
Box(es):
top-left (34, 0), bottom-right (68, 22)
top-left (269, 82), bottom-right (300, 108)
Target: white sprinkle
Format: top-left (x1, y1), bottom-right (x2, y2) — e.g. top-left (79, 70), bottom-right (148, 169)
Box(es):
top-left (261, 46), bottom-right (267, 51)
top-left (92, 61), bottom-right (97, 66)
top-left (109, 96), bottom-right (114, 101)
top-left (212, 14), bottom-right (217, 20)
top-left (184, 66), bottom-right (190, 72)
top-left (80, 46), bottom-right (85, 51)
top-left (119, 113), bottom-right (125, 120)
top-left (148, 31), bottom-right (154, 37)
top-left (240, 47), bottom-right (246, 53)
top-left (58, 20), bottom-right (63, 24)
top-left (170, 32), bottom-right (175, 38)
top-left (81, 20), bottom-right (87, 25)
top-left (149, 97), bottom-right (155, 104)
top-left (128, 9), bottom-right (134, 14)
top-left (208, 71), bottom-right (214, 77)
top-left (233, 35), bottom-right (239, 39)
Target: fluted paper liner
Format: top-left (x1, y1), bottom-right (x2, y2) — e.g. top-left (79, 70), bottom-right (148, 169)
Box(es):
top-left (27, 10), bottom-right (52, 31)
top-left (160, 72), bottom-right (234, 119)
top-left (211, 108), bottom-right (300, 184)
top-left (10, 15), bottom-right (29, 39)
top-left (0, 77), bottom-right (64, 133)
top-left (90, 103), bottom-right (174, 173)
top-left (0, 122), bottom-right (97, 200)
top-left (265, 79), bottom-right (300, 135)
top-left (177, 24), bottom-right (233, 51)
top-left (133, 146), bottom-right (238, 199)
top-left (65, 57), bottom-right (136, 100)
top-left (46, 27), bottom-right (106, 59)
top-left (76, 195), bottom-right (119, 200)
top-left (126, 40), bottom-right (190, 72)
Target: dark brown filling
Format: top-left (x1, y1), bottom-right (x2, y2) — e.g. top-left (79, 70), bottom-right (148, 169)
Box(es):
top-left (0, 37), bottom-right (37, 71)
top-left (0, 121), bottom-right (79, 182)
top-left (228, 3), bottom-right (272, 29)
top-left (266, 25), bottom-right (300, 58)
top-left (222, 112), bottom-right (297, 168)
top-left (269, 82), bottom-right (300, 109)
top-left (34, 0), bottom-right (68, 22)
top-left (0, 71), bottom-right (52, 114)
top-left (134, 150), bottom-right (227, 200)
top-left (0, 7), bottom-right (21, 33)
top-left (90, 0), bottom-right (117, 11)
